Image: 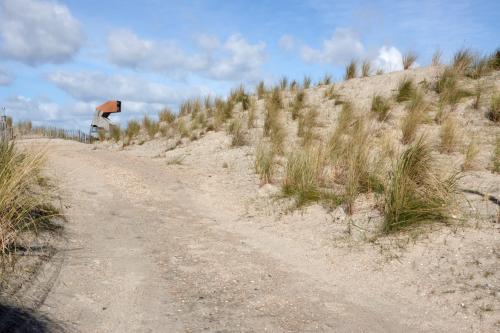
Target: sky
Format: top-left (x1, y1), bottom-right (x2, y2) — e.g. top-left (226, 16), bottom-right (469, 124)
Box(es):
top-left (0, 0), bottom-right (498, 129)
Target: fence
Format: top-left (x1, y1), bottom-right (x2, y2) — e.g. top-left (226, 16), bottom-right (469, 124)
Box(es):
top-left (17, 127), bottom-right (94, 144)
top-left (0, 115), bottom-right (13, 142)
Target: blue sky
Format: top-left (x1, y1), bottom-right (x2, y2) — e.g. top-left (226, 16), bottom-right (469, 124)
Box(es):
top-left (0, 0), bottom-right (498, 129)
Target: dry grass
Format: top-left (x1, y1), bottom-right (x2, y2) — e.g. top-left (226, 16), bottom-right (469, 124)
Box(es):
top-left (400, 93), bottom-right (425, 144)
top-left (371, 95), bottom-right (391, 121)
top-left (383, 137), bottom-right (457, 233)
top-left (0, 141), bottom-right (59, 264)
top-left (264, 89), bottom-right (285, 153)
top-left (452, 49), bottom-right (474, 74)
top-left (462, 138), bottom-right (479, 171)
top-left (323, 85), bottom-right (339, 100)
top-left (493, 136), bottom-right (500, 173)
top-left (432, 49), bottom-right (442, 66)
top-left (303, 76), bottom-right (311, 89)
top-left (110, 125), bottom-right (121, 143)
top-left (487, 93), bottom-right (500, 122)
top-left (282, 146), bottom-right (324, 206)
top-left (227, 118), bottom-right (246, 147)
top-left (280, 77), bottom-right (288, 90)
top-left (472, 82), bottom-right (484, 110)
top-left (297, 108), bottom-right (319, 147)
top-left (247, 103), bottom-right (257, 129)
top-left (321, 74), bottom-right (332, 86)
top-left (468, 55), bottom-right (492, 79)
top-left (344, 60), bottom-right (357, 80)
top-left (402, 51), bottom-right (417, 70)
top-left (439, 116), bottom-right (458, 153)
top-left (230, 85), bottom-right (250, 111)
top-left (435, 68), bottom-right (471, 106)
top-left (489, 49), bottom-right (500, 70)
top-left (254, 143), bottom-right (275, 184)
top-left (396, 77), bottom-right (416, 102)
top-left (125, 120), bottom-right (141, 141)
top-left (158, 108), bottom-right (176, 123)
top-left (361, 60), bottom-right (371, 77)
top-left (143, 115), bottom-right (159, 139)
top-left (291, 89), bottom-right (306, 120)
top-left (256, 81), bottom-right (266, 99)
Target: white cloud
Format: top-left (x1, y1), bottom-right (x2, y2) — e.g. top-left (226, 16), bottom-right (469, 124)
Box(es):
top-left (207, 34), bottom-right (266, 81)
top-left (0, 69), bottom-right (13, 85)
top-left (0, 0), bottom-right (84, 66)
top-left (195, 34), bottom-right (220, 51)
top-left (3, 95), bottom-right (61, 122)
top-left (107, 30), bottom-right (266, 81)
top-left (300, 28), bottom-right (364, 64)
top-left (47, 71), bottom-right (211, 105)
top-left (278, 34), bottom-right (295, 51)
top-left (372, 46), bottom-right (403, 73)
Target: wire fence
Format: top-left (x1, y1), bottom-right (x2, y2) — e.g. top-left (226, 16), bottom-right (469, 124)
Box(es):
top-left (0, 116), bottom-right (13, 143)
top-left (17, 127), bottom-right (94, 144)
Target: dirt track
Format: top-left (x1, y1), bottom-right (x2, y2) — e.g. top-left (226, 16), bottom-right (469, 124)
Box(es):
top-left (29, 138), bottom-right (491, 332)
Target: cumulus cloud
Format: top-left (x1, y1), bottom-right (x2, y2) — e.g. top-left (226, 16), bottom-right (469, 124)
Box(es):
top-left (47, 71), bottom-right (211, 105)
top-left (0, 0), bottom-right (84, 65)
top-left (0, 69), bottom-right (13, 85)
top-left (107, 30), bottom-right (266, 81)
top-left (278, 34), bottom-right (295, 51)
top-left (3, 95), bottom-right (62, 122)
top-left (372, 46), bottom-right (403, 73)
top-left (300, 28), bottom-right (364, 64)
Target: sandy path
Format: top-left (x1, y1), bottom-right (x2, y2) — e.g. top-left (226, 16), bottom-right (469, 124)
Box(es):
top-left (33, 139), bottom-right (464, 333)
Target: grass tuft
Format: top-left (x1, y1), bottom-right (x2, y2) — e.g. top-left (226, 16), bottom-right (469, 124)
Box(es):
top-left (254, 143), bottom-right (275, 184)
top-left (452, 49), bottom-right (474, 74)
top-left (282, 146), bottom-right (324, 206)
top-left (487, 93), bottom-right (500, 122)
top-left (402, 51), bottom-right (417, 70)
top-left (344, 60), bottom-right (357, 80)
top-left (383, 137), bottom-right (457, 233)
top-left (125, 120), bottom-right (141, 141)
top-left (371, 95), bottom-right (391, 121)
top-left (492, 136), bottom-right (500, 173)
top-left (439, 116), bottom-right (458, 153)
top-left (432, 49), bottom-right (442, 66)
top-left (361, 60), bottom-right (371, 77)
top-left (0, 141), bottom-right (59, 262)
top-left (462, 138), bottom-right (479, 171)
top-left (396, 77), bottom-right (416, 102)
top-left (227, 118), bottom-right (246, 147)
top-left (159, 108), bottom-right (176, 123)
top-left (110, 125), bottom-right (121, 143)
top-left (303, 76), bottom-right (311, 89)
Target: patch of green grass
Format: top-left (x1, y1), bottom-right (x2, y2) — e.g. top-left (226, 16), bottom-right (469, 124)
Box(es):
top-left (396, 77), bottom-right (416, 102)
top-left (383, 137), bottom-right (457, 233)
top-left (371, 95), bottom-right (391, 121)
top-left (344, 60), bottom-right (357, 80)
top-left (282, 147), bottom-right (324, 206)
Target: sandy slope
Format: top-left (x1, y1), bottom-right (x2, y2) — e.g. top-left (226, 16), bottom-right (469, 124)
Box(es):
top-left (21, 135), bottom-right (496, 332)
